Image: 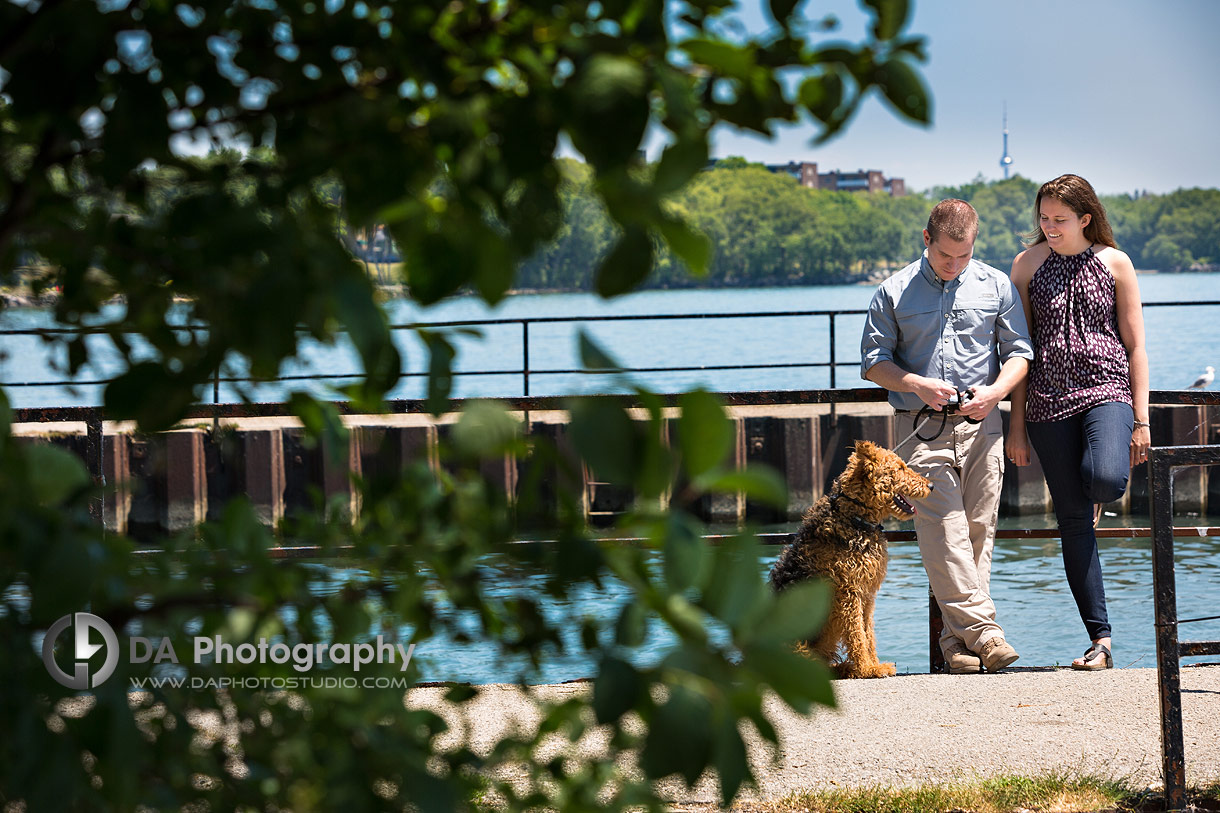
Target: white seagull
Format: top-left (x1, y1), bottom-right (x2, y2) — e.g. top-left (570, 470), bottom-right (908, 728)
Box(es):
top-left (1188, 366), bottom-right (1215, 389)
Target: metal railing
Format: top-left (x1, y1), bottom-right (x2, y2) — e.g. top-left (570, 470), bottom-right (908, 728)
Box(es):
top-left (1148, 445), bottom-right (1220, 811)
top-left (2, 299), bottom-right (1214, 401)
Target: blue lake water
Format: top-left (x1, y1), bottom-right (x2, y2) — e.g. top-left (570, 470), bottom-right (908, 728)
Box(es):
top-left (308, 514), bottom-right (1219, 684)
top-left (2, 272), bottom-right (1219, 406)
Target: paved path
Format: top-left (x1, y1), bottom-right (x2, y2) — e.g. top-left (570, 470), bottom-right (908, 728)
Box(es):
top-left (407, 665), bottom-right (1220, 809)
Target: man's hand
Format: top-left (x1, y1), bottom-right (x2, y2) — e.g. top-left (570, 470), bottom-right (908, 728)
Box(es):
top-left (959, 383), bottom-right (1002, 421)
top-left (912, 377), bottom-right (959, 411)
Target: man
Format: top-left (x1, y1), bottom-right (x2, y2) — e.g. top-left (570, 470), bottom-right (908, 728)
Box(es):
top-left (860, 199), bottom-right (1033, 674)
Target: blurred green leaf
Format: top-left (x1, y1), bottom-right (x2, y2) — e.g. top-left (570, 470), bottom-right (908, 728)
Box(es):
top-left (744, 645), bottom-right (837, 714)
top-left (578, 329), bottom-right (621, 371)
top-left (701, 536), bottom-right (769, 632)
top-left (744, 580), bottom-right (831, 648)
top-left (596, 225), bottom-right (654, 297)
top-left (568, 398), bottom-right (638, 484)
top-left (592, 656), bottom-right (644, 724)
top-left (0, 389), bottom-right (10, 450)
top-left (640, 684), bottom-right (712, 784)
top-left (451, 401), bottom-right (519, 458)
top-left (288, 392), bottom-right (349, 464)
top-left (104, 362), bottom-right (197, 432)
top-left (24, 444), bottom-right (91, 506)
top-left (863, 0), bottom-right (910, 40)
top-left (663, 513), bottom-right (707, 593)
top-left (568, 55), bottom-right (651, 171)
top-left (653, 139), bottom-right (709, 197)
top-left (678, 389), bottom-right (734, 479)
top-left (873, 57), bottom-right (931, 123)
top-left (615, 600), bottom-right (647, 647)
top-left (420, 330), bottom-right (456, 417)
top-left (712, 710), bottom-right (751, 801)
top-left (799, 71), bottom-right (846, 123)
top-left (663, 593), bottom-right (709, 644)
top-left (701, 465), bottom-right (787, 509)
top-left (334, 272), bottom-right (401, 405)
top-left (682, 39), bottom-right (755, 78)
top-left (656, 215), bottom-right (712, 277)
top-left (768, 0), bottom-right (801, 25)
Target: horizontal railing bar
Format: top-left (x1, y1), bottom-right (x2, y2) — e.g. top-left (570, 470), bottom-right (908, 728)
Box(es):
top-left (3, 298), bottom-right (1216, 338)
top-left (1176, 615), bottom-right (1220, 625)
top-left (0, 360), bottom-right (851, 390)
top-left (13, 388), bottom-right (1220, 423)
top-left (126, 525), bottom-right (1220, 559)
top-left (1179, 641), bottom-right (1220, 657)
top-left (385, 299), bottom-right (1219, 329)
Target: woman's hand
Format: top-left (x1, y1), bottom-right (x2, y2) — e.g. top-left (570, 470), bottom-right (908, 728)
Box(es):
top-left (1006, 429), bottom-right (1031, 467)
top-left (1130, 424), bottom-right (1151, 468)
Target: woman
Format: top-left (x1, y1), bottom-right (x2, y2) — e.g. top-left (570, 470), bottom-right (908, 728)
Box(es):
top-left (1006, 174), bottom-right (1150, 671)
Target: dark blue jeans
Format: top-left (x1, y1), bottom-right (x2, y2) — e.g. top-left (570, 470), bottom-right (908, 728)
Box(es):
top-left (1026, 401), bottom-right (1133, 641)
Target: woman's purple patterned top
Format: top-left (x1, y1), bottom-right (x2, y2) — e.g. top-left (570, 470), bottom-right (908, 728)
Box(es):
top-left (1025, 246), bottom-right (1132, 422)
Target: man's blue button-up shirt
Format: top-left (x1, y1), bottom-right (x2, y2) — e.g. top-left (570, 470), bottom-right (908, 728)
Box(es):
top-left (860, 250), bottom-right (1033, 412)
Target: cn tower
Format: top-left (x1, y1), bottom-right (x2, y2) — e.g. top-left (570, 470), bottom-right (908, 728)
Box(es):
top-left (1000, 104), bottom-right (1013, 179)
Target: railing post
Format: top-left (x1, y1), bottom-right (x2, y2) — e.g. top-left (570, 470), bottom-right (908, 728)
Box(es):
top-left (522, 321), bottom-right (531, 429)
top-left (213, 367), bottom-right (221, 433)
top-left (1150, 449), bottom-right (1186, 812)
top-left (85, 410), bottom-right (104, 524)
top-left (928, 587), bottom-right (944, 673)
top-left (828, 313), bottom-right (838, 424)
top-left (828, 313), bottom-right (836, 389)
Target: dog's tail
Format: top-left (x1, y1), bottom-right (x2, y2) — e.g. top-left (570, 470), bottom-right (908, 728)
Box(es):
top-left (768, 541), bottom-right (804, 593)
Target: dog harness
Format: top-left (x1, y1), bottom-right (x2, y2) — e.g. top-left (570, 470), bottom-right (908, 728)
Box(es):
top-left (826, 491), bottom-right (883, 534)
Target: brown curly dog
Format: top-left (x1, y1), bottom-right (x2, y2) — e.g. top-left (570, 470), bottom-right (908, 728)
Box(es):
top-left (769, 440), bottom-right (932, 679)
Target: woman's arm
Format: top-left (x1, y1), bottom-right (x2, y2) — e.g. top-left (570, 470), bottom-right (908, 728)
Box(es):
top-left (1109, 249), bottom-right (1151, 467)
top-left (1005, 248), bottom-right (1040, 466)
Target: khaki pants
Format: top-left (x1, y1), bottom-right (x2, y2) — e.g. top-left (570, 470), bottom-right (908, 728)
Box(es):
top-left (896, 410), bottom-right (1006, 656)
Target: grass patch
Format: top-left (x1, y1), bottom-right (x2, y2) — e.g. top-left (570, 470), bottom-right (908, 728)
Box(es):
top-left (734, 770), bottom-right (1220, 813)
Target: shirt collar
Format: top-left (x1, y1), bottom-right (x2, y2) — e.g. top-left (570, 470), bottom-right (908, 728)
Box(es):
top-left (920, 249), bottom-right (966, 291)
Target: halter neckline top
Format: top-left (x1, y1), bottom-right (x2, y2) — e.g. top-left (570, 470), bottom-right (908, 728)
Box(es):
top-left (1025, 245), bottom-right (1132, 423)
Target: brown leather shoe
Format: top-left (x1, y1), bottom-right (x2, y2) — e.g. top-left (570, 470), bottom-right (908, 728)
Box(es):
top-left (978, 637), bottom-right (1020, 672)
top-left (944, 640), bottom-right (983, 674)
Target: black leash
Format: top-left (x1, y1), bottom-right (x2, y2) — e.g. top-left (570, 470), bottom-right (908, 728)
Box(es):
top-left (895, 389), bottom-right (981, 447)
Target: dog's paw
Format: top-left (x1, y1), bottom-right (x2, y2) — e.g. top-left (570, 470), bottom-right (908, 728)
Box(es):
top-left (872, 661), bottom-right (897, 678)
top-left (831, 662), bottom-right (858, 680)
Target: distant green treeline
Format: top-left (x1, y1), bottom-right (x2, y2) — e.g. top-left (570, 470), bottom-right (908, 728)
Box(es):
top-left (513, 159), bottom-right (1220, 290)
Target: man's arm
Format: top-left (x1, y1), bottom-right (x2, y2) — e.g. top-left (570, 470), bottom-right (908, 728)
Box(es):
top-left (959, 274), bottom-right (1033, 422)
top-left (861, 281), bottom-right (958, 410)
top-left (865, 360), bottom-right (959, 411)
top-left (958, 357), bottom-right (1029, 421)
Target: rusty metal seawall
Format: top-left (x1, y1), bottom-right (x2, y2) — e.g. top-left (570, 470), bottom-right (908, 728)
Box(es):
top-left (11, 389), bottom-right (1220, 539)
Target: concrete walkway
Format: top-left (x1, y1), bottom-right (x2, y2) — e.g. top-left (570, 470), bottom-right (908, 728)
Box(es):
top-left (407, 665), bottom-right (1220, 809)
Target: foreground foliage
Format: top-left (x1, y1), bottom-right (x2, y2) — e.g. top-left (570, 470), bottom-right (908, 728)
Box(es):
top-left (2, 0), bottom-right (931, 809)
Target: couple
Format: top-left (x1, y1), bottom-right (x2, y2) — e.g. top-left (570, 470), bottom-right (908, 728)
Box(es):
top-left (861, 174), bottom-right (1149, 674)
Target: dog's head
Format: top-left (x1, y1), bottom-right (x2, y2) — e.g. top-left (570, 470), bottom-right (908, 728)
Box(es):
top-left (839, 440), bottom-right (932, 521)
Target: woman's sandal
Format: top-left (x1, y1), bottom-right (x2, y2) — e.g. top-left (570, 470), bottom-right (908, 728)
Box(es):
top-left (1071, 642), bottom-right (1113, 671)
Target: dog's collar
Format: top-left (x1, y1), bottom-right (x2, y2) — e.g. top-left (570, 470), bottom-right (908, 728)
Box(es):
top-left (827, 491), bottom-right (883, 534)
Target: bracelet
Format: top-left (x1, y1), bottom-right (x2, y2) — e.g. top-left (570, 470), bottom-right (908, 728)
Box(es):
top-left (1134, 420), bottom-right (1150, 428)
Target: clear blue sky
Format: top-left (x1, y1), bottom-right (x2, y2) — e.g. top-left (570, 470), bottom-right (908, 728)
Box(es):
top-left (699, 0), bottom-right (1220, 195)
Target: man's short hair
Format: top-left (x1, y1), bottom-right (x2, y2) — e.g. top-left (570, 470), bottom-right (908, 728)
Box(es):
top-left (926, 199), bottom-right (978, 243)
